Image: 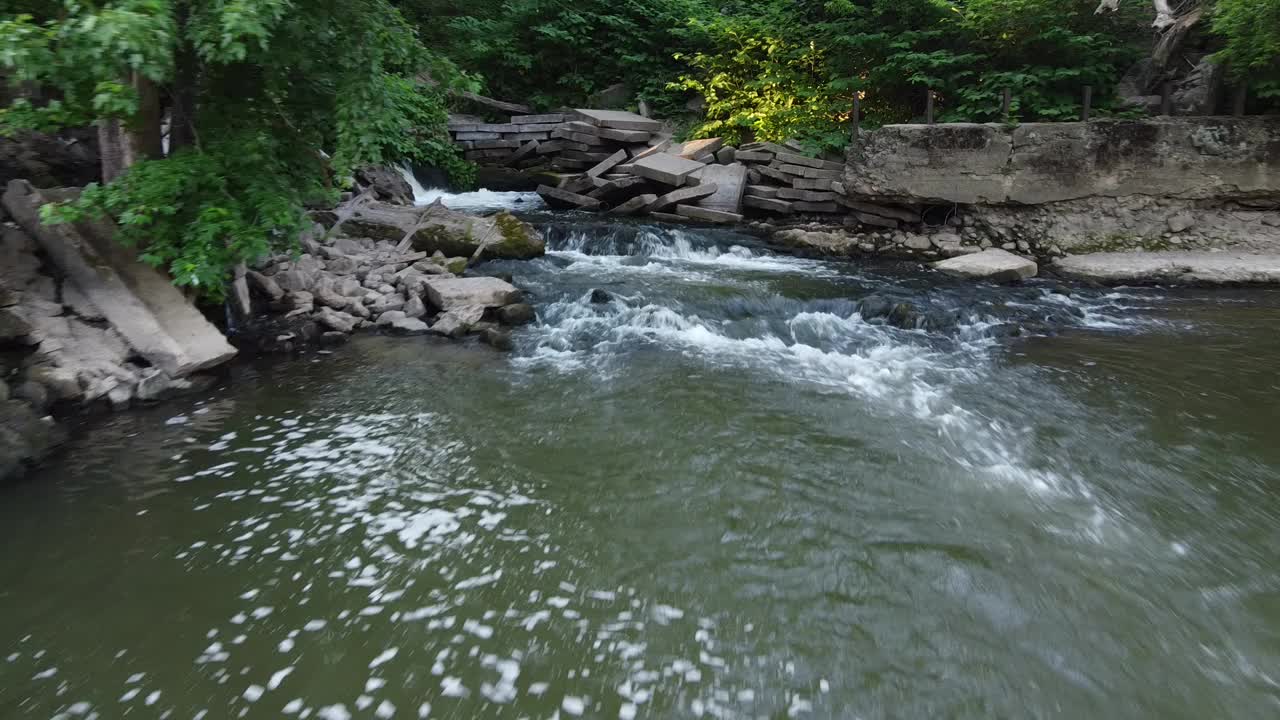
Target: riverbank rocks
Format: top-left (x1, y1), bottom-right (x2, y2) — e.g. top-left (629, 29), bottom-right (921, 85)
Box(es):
top-left (244, 221), bottom-right (533, 352)
top-left (932, 249), bottom-right (1038, 282)
top-left (323, 197), bottom-right (545, 261)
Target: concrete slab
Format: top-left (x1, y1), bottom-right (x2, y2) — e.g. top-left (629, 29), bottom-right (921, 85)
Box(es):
top-left (598, 127), bottom-right (651, 143)
top-left (2, 181), bottom-right (236, 376)
top-left (744, 196), bottom-right (793, 214)
top-left (675, 204), bottom-right (743, 224)
top-left (631, 153), bottom-right (705, 187)
top-left (573, 109), bottom-right (664, 132)
top-left (648, 183), bottom-right (718, 213)
top-left (608, 194), bottom-right (658, 216)
top-left (586, 149), bottom-right (629, 178)
top-left (1054, 252), bottom-right (1280, 284)
top-left (691, 163), bottom-right (748, 214)
top-left (536, 185), bottom-right (603, 210)
top-left (511, 113), bottom-right (567, 124)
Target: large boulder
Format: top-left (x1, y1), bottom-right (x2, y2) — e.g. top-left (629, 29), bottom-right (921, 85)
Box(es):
top-left (0, 399), bottom-right (64, 483)
top-left (355, 166), bottom-right (416, 206)
top-left (423, 277), bottom-right (521, 311)
top-left (932, 249), bottom-right (1037, 282)
top-left (324, 199), bottom-right (545, 260)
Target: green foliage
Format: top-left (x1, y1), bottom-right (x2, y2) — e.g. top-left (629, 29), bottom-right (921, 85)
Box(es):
top-left (44, 133), bottom-right (331, 296)
top-left (674, 0), bottom-right (1148, 152)
top-left (402, 0), bottom-right (711, 114)
top-left (1, 0), bottom-right (473, 300)
top-left (1212, 0), bottom-right (1280, 97)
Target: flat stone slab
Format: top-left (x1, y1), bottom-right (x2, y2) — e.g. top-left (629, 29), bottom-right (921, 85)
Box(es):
top-left (1054, 252), bottom-right (1280, 285)
top-left (932, 249), bottom-right (1037, 282)
top-left (608, 194), bottom-right (657, 216)
top-left (537, 185), bottom-right (602, 210)
top-left (586, 149), bottom-right (629, 178)
top-left (675, 204), bottom-right (743, 224)
top-left (631, 153), bottom-right (705, 187)
top-left (744, 196), bottom-right (793, 214)
top-left (690, 163), bottom-right (747, 214)
top-left (573, 109), bottom-right (664, 132)
top-left (648, 183), bottom-right (718, 213)
top-left (423, 277), bottom-right (522, 311)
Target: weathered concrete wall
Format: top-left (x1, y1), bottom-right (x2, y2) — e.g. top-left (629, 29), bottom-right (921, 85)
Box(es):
top-left (845, 118), bottom-right (1280, 205)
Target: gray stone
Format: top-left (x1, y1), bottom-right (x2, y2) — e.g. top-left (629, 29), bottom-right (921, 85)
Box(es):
top-left (388, 316), bottom-right (430, 334)
top-left (743, 196), bottom-right (793, 214)
top-left (246, 270), bottom-right (284, 302)
top-left (326, 256), bottom-right (360, 275)
top-left (12, 380), bottom-right (49, 412)
top-left (631, 154), bottom-right (705, 187)
top-left (1054, 252), bottom-right (1280, 285)
top-left (497, 303), bottom-right (536, 325)
top-left (844, 201), bottom-right (921, 224)
top-left (429, 304), bottom-right (485, 338)
top-left (314, 307), bottom-right (358, 333)
top-left (355, 166), bottom-right (415, 205)
top-left (588, 177), bottom-right (649, 203)
top-left (586, 149), bottom-right (629, 178)
top-left (0, 308), bottom-right (32, 344)
top-left (648, 183), bottom-right (719, 214)
top-left (745, 185), bottom-right (779, 199)
top-left (932, 249), bottom-right (1037, 282)
top-left (774, 151), bottom-right (825, 169)
top-left (904, 235), bottom-right (933, 251)
top-left (134, 369), bottom-right (192, 403)
top-left (330, 199), bottom-right (545, 260)
top-left (403, 296), bottom-right (426, 319)
top-left (2, 184), bottom-right (241, 377)
top-left (678, 138), bottom-right (724, 159)
top-left (714, 146), bottom-right (737, 164)
top-left (1167, 213), bottom-right (1195, 233)
top-left (27, 365), bottom-right (81, 403)
top-left (598, 127), bottom-right (650, 143)
top-left (423, 277), bottom-right (521, 311)
top-left (481, 327), bottom-right (515, 351)
top-left (375, 311), bottom-right (407, 326)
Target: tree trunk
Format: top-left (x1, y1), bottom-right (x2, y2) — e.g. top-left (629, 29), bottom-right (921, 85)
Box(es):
top-left (98, 119), bottom-right (128, 183)
top-left (97, 73), bottom-right (165, 183)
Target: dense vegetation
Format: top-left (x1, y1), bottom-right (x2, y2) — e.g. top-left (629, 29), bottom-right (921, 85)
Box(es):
top-left (1, 0), bottom-right (1277, 297)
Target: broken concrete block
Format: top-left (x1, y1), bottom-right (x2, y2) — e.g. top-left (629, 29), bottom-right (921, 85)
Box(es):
top-left (647, 183), bottom-right (719, 213)
top-left (455, 132), bottom-right (501, 141)
top-left (551, 128), bottom-right (607, 146)
top-left (512, 113), bottom-right (567, 124)
top-left (608, 194), bottom-right (658, 216)
top-left (775, 163), bottom-right (810, 177)
top-left (573, 109), bottom-right (664, 132)
top-left (563, 150), bottom-right (616, 163)
top-left (537, 185), bottom-right (603, 210)
top-left (588, 176), bottom-right (649, 202)
top-left (598, 127), bottom-right (651, 143)
top-left (505, 132), bottom-right (549, 142)
top-left (792, 178), bottom-right (834, 191)
top-left (743, 196), bottom-right (794, 214)
top-left (799, 166), bottom-right (843, 180)
top-left (690, 163), bottom-right (747, 214)
top-left (735, 150), bottom-right (774, 163)
top-left (675, 204), bottom-right (744, 224)
top-left (562, 120), bottom-right (601, 135)
top-left (714, 146), bottom-right (737, 164)
top-left (745, 185), bottom-right (779, 199)
top-left (679, 138), bottom-right (724, 159)
top-left (853, 212), bottom-right (900, 229)
top-left (792, 201), bottom-right (840, 213)
top-left (631, 153), bottom-right (705, 187)
top-left (756, 164), bottom-right (792, 184)
top-left (535, 141), bottom-right (565, 155)
top-left (503, 140), bottom-right (541, 167)
top-left (774, 151), bottom-right (825, 169)
top-left (801, 191), bottom-right (838, 202)
top-left (586, 149), bottom-right (629, 178)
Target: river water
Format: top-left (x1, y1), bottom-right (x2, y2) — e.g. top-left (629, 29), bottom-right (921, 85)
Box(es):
top-left (3, 191), bottom-right (1280, 719)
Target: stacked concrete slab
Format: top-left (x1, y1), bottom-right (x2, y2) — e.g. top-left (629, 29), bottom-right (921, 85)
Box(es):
top-left (448, 109), bottom-right (671, 174)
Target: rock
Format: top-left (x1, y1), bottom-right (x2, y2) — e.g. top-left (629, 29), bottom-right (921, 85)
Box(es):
top-left (423, 277), bottom-right (521, 312)
top-left (330, 199), bottom-right (545, 260)
top-left (403, 296), bottom-right (426, 319)
top-left (932, 249), bottom-right (1038, 282)
top-left (274, 269), bottom-right (318, 293)
top-left (903, 235), bottom-right (933, 251)
top-left (60, 281), bottom-right (104, 321)
top-left (445, 257), bottom-right (468, 275)
top-left (325, 255), bottom-right (360, 275)
top-left (1054, 251), bottom-right (1280, 285)
top-left (715, 146), bottom-right (737, 164)
top-left (497, 303), bottom-right (536, 325)
top-left (320, 331), bottom-right (350, 345)
top-left (0, 398), bottom-right (64, 483)
top-left (5, 183), bottom-right (241, 376)
top-left (0, 308), bottom-right (32, 345)
top-left (27, 365), bottom-right (82, 403)
top-left (11, 381), bottom-right (49, 413)
top-left (429, 304), bottom-right (485, 338)
top-left (1167, 213), bottom-right (1194, 233)
top-left (387, 317), bottom-right (429, 335)
top-left (355, 165), bottom-right (415, 205)
top-left (743, 196), bottom-right (793, 214)
top-left (772, 229), bottom-right (856, 256)
top-left (134, 369), bottom-right (193, 403)
top-left (481, 327), bottom-right (515, 351)
top-left (376, 310), bottom-right (407, 326)
top-left (590, 289), bottom-right (613, 304)
top-left (678, 138), bottom-right (724, 160)
top-left (314, 307), bottom-right (358, 333)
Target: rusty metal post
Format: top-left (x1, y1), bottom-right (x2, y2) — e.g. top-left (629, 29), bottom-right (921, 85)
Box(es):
top-left (1081, 86), bottom-right (1093, 121)
top-left (925, 89), bottom-right (935, 125)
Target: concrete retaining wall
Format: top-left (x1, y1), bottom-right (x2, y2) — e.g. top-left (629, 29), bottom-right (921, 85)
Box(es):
top-left (845, 118), bottom-right (1280, 206)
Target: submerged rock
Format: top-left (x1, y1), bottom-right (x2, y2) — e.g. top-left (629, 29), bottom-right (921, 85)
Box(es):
top-left (1054, 252), bottom-right (1280, 285)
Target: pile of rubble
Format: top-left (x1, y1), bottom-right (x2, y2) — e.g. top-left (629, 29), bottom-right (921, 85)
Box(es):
top-left (510, 111), bottom-right (922, 230)
top-left (449, 109), bottom-right (667, 174)
top-left (241, 197), bottom-right (545, 352)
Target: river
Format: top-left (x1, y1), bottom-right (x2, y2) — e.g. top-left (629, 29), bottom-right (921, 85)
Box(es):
top-left (3, 190), bottom-right (1280, 719)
